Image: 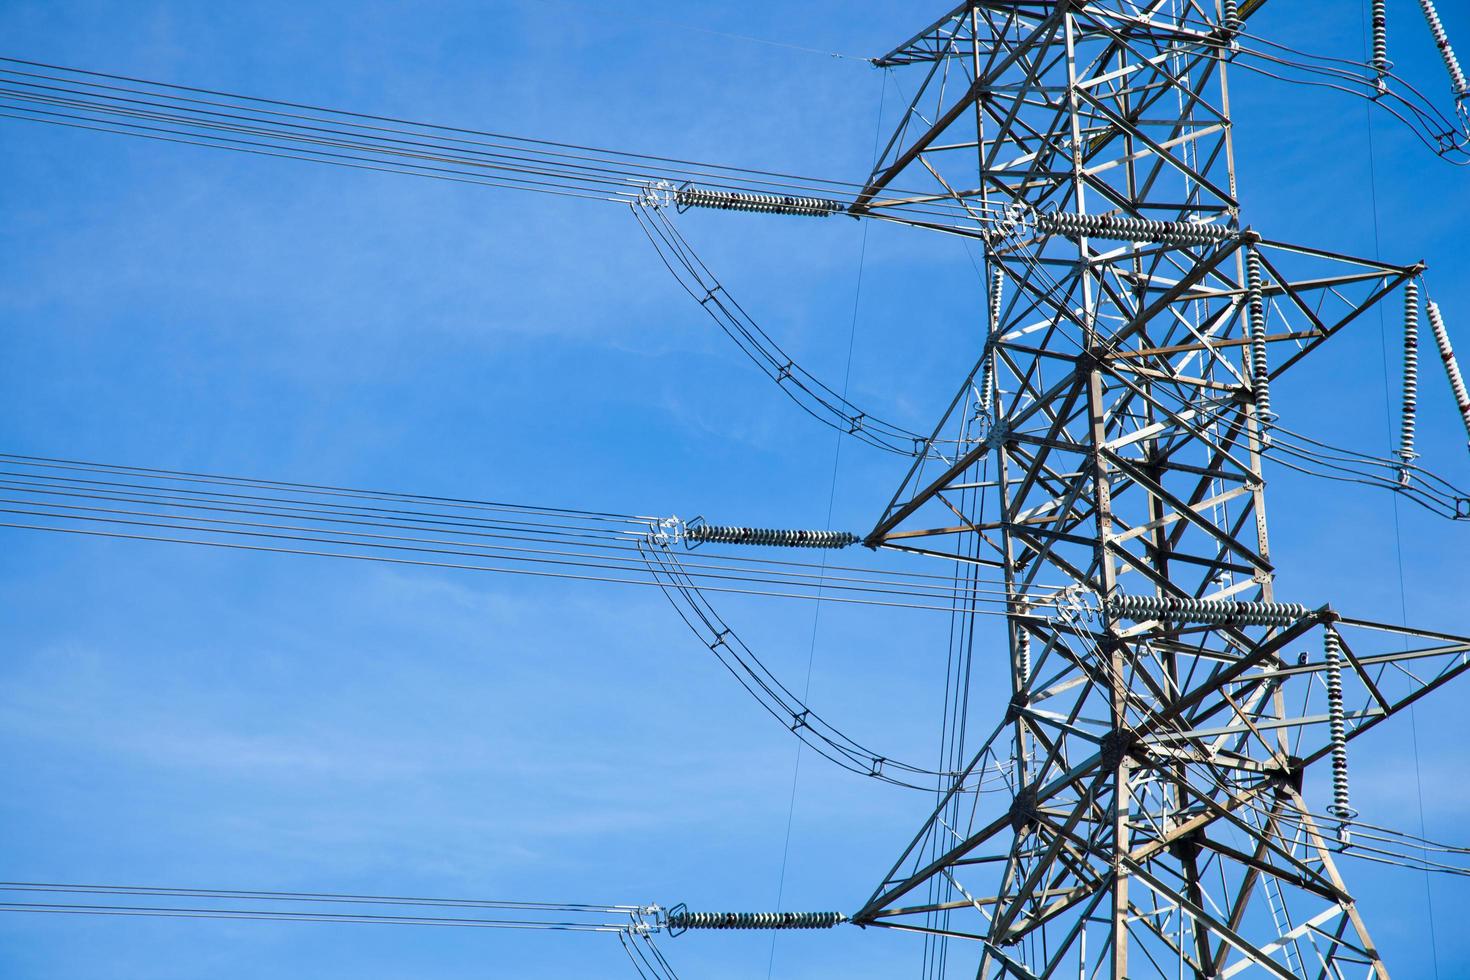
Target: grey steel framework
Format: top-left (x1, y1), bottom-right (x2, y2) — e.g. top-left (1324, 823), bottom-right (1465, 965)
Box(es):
top-left (4, 2), bottom-right (1470, 977)
top-left (841, 3), bottom-right (1470, 978)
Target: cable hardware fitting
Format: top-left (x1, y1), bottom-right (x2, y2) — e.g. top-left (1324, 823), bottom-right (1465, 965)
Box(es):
top-left (646, 515), bottom-right (685, 548)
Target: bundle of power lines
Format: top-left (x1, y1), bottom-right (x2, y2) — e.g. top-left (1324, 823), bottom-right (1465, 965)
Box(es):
top-left (0, 453), bottom-right (1069, 613)
top-left (0, 882), bottom-right (680, 977)
top-left (0, 57), bottom-right (991, 230)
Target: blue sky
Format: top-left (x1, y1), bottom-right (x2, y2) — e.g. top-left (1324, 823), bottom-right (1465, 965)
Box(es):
top-left (1, 1), bottom-right (1469, 977)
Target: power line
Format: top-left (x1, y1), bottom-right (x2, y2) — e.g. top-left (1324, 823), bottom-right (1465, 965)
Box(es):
top-left (0, 881), bottom-right (652, 916)
top-left (0, 57), bottom-right (995, 230)
top-left (6, 4), bottom-right (1470, 976)
top-left (0, 881), bottom-right (681, 976)
top-left (640, 535), bottom-right (1015, 793)
top-left (0, 453), bottom-right (1071, 613)
top-left (631, 201), bottom-right (933, 457)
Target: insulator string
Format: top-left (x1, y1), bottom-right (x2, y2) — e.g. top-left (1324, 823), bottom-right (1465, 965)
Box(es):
top-left (1426, 300), bottom-right (1470, 451)
top-left (1107, 594), bottom-right (1313, 627)
top-left (1419, 0), bottom-right (1470, 101)
top-left (1372, 0), bottom-right (1389, 91)
top-left (1246, 243), bottom-right (1274, 447)
top-left (1401, 280), bottom-right (1422, 480)
top-left (1323, 623), bottom-right (1357, 837)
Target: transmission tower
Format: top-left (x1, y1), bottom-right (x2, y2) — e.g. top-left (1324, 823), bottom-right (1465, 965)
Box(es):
top-left (7, 3), bottom-right (1470, 976)
top-left (834, 3), bottom-right (1470, 978)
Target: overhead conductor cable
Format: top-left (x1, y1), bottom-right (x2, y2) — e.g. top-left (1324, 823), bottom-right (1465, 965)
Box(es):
top-left (1426, 299), bottom-right (1470, 451)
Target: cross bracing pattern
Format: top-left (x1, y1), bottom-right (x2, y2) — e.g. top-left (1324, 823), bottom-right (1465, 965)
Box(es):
top-left (836, 3), bottom-right (1470, 977)
top-left (7, 2), bottom-right (1470, 978)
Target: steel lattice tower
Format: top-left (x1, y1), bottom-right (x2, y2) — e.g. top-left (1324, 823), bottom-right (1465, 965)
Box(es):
top-left (842, 3), bottom-right (1470, 977)
top-left (5, 4), bottom-right (1470, 975)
